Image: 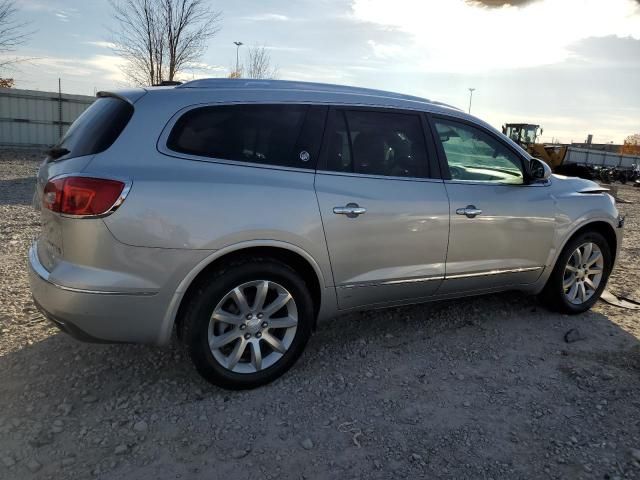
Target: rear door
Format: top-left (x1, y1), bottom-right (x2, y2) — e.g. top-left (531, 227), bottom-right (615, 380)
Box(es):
top-left (428, 115), bottom-right (556, 294)
top-left (314, 107), bottom-right (450, 309)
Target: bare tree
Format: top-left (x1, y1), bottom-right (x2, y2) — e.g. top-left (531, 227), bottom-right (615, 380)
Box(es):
top-left (0, 0), bottom-right (33, 69)
top-left (109, 0), bottom-right (222, 86)
top-left (244, 46), bottom-right (278, 79)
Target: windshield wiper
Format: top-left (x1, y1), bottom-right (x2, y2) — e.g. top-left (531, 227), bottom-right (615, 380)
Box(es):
top-left (46, 146), bottom-right (70, 160)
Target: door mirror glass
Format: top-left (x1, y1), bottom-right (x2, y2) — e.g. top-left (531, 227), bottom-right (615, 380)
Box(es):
top-left (529, 157), bottom-right (552, 180)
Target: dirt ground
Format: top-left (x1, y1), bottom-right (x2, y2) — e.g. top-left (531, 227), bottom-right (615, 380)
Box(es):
top-left (1, 149), bottom-right (639, 480)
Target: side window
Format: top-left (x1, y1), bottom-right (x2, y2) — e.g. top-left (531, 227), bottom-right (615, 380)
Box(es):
top-left (433, 118), bottom-right (524, 184)
top-left (325, 109), bottom-right (429, 178)
top-left (167, 104), bottom-right (323, 169)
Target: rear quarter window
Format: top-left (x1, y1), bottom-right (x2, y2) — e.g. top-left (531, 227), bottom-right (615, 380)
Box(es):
top-left (166, 104), bottom-right (326, 169)
top-left (55, 96), bottom-right (133, 159)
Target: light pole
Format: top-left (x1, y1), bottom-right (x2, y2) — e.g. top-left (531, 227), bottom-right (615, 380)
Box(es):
top-left (233, 41), bottom-right (243, 77)
top-left (468, 87), bottom-right (475, 114)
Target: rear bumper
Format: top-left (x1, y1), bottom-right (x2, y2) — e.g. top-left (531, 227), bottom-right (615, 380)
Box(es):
top-left (28, 244), bottom-right (167, 344)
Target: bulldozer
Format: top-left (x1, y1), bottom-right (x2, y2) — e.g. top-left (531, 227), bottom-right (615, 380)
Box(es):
top-left (501, 123), bottom-right (568, 172)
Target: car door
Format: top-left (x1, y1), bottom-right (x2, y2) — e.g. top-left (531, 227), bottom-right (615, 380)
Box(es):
top-left (428, 114), bottom-right (556, 294)
top-left (314, 107), bottom-right (450, 309)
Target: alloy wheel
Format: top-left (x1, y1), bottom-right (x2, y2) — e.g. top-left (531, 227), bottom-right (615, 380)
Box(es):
top-left (208, 280), bottom-right (298, 373)
top-left (562, 242), bottom-right (604, 305)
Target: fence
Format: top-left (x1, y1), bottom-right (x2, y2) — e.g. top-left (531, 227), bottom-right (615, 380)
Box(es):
top-left (0, 88), bottom-right (94, 148)
top-left (564, 147), bottom-right (640, 170)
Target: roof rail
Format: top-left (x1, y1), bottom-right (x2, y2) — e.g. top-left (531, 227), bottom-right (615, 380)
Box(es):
top-left (177, 78), bottom-right (461, 110)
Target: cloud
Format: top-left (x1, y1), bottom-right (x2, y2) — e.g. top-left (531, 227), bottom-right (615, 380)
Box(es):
top-left (263, 45), bottom-right (308, 52)
top-left (366, 40), bottom-right (404, 59)
top-left (19, 0), bottom-right (60, 11)
top-left (84, 41), bottom-right (116, 49)
top-left (351, 0), bottom-right (640, 72)
top-left (281, 63), bottom-right (356, 83)
top-left (466, 0), bottom-right (539, 7)
top-left (179, 61), bottom-right (227, 80)
top-left (84, 55), bottom-right (127, 82)
top-left (16, 54), bottom-right (127, 83)
top-left (20, 1), bottom-right (79, 23)
top-left (569, 35), bottom-right (640, 66)
top-left (241, 13), bottom-right (290, 22)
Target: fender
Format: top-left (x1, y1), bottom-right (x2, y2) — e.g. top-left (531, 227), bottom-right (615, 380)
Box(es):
top-left (549, 215), bottom-right (618, 267)
top-left (533, 214), bottom-right (620, 294)
top-left (156, 239), bottom-right (330, 345)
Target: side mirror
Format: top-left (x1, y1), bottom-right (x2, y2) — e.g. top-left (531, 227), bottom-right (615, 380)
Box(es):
top-left (530, 157), bottom-right (552, 180)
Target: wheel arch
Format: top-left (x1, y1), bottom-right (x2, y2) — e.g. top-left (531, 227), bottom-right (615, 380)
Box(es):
top-left (161, 241), bottom-right (325, 344)
top-left (556, 219), bottom-right (618, 268)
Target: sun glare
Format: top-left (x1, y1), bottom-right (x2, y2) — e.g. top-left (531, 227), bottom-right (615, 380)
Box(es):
top-left (352, 0), bottom-right (640, 72)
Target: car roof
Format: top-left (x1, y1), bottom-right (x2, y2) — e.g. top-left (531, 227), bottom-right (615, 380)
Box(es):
top-left (104, 79), bottom-right (465, 116)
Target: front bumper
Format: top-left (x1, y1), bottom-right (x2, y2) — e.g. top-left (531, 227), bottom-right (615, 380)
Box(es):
top-left (28, 245), bottom-right (166, 344)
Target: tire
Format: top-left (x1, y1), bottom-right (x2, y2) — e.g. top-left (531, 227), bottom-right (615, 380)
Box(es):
top-left (181, 257), bottom-right (314, 389)
top-left (538, 231), bottom-right (612, 314)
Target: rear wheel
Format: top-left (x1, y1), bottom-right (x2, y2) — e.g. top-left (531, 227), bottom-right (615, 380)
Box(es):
top-left (539, 231), bottom-right (612, 314)
top-left (182, 258), bottom-right (313, 389)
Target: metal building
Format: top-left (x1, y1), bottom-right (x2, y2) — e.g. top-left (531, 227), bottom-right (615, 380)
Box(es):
top-left (0, 88), bottom-right (94, 148)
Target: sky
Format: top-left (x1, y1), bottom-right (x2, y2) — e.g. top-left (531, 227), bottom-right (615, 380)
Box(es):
top-left (3, 0), bottom-right (640, 144)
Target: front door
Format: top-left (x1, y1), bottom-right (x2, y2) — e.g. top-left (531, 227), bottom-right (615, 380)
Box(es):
top-left (315, 108), bottom-right (450, 309)
top-left (429, 115), bottom-right (556, 293)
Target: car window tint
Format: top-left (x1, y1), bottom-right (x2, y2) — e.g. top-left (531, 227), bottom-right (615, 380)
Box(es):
top-left (326, 109), bottom-right (429, 178)
top-left (292, 106), bottom-right (327, 167)
top-left (55, 97), bottom-right (133, 160)
top-left (167, 104), bottom-right (316, 169)
top-left (434, 119), bottom-right (524, 184)
top-left (325, 110), bottom-right (352, 172)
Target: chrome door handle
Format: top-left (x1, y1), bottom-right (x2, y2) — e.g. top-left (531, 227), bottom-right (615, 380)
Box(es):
top-left (333, 203), bottom-right (367, 218)
top-left (456, 205), bottom-right (482, 218)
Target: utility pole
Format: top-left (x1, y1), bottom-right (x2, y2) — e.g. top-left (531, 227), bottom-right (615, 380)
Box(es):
top-left (58, 78), bottom-right (63, 139)
top-left (233, 41), bottom-right (243, 77)
top-left (468, 88), bottom-right (475, 114)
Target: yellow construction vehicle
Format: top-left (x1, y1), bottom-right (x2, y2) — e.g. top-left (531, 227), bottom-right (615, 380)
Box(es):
top-left (502, 123), bottom-right (568, 171)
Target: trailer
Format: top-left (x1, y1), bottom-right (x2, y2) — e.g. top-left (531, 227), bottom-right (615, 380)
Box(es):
top-left (563, 147), bottom-right (640, 170)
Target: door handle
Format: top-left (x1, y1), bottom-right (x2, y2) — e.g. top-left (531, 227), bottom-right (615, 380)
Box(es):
top-left (333, 203), bottom-right (367, 218)
top-left (456, 205), bottom-right (482, 218)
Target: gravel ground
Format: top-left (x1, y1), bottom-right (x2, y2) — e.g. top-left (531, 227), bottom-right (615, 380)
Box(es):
top-left (1, 149), bottom-right (640, 480)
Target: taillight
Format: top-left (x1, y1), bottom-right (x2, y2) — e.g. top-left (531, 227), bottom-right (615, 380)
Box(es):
top-left (43, 176), bottom-right (126, 216)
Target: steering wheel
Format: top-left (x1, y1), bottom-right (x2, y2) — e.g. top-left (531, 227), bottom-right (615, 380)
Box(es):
top-left (449, 165), bottom-right (464, 179)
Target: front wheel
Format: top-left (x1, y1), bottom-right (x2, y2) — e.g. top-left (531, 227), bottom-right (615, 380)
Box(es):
top-left (181, 258), bottom-right (314, 389)
top-left (539, 231), bottom-right (612, 314)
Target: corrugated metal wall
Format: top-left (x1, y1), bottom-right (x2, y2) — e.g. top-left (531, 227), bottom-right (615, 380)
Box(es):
top-left (565, 147), bottom-right (640, 169)
top-left (0, 88), bottom-right (94, 147)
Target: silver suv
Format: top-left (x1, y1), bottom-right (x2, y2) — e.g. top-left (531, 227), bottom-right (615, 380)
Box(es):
top-left (29, 79), bottom-right (623, 389)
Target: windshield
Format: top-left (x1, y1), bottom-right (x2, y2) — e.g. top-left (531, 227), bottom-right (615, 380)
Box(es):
top-left (505, 125), bottom-right (538, 144)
